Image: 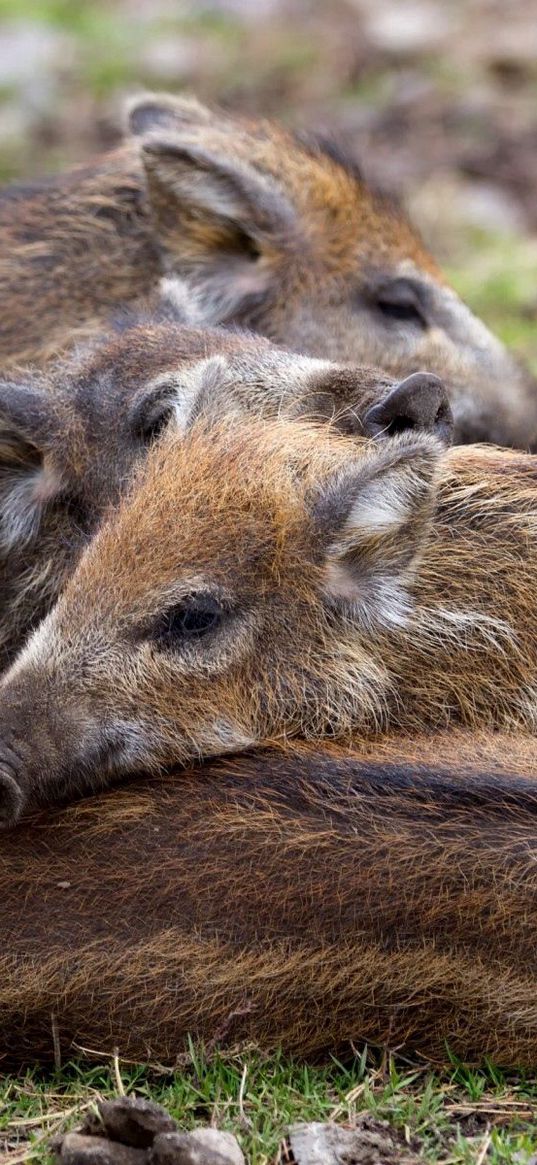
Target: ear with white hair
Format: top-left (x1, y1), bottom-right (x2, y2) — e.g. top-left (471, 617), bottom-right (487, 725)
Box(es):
top-left (158, 277), bottom-right (208, 327)
top-left (128, 93), bottom-right (297, 323)
top-left (309, 433), bottom-right (441, 630)
top-left (0, 377), bottom-right (62, 552)
top-left (128, 355), bottom-right (236, 447)
top-left (125, 91), bottom-right (212, 136)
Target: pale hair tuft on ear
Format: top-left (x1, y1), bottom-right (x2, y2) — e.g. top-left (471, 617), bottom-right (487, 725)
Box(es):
top-left (311, 433), bottom-right (442, 631)
top-left (159, 277), bottom-right (207, 326)
top-left (145, 355), bottom-right (236, 438)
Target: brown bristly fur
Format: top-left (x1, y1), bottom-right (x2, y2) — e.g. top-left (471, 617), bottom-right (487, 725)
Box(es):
top-left (4, 418), bottom-right (537, 818)
top-left (0, 92), bottom-right (534, 446)
top-left (0, 315), bottom-right (432, 668)
top-left (0, 155), bottom-right (159, 368)
top-left (2, 734), bottom-right (537, 1069)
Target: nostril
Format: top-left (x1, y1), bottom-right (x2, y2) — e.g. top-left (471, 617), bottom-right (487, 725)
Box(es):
top-left (432, 400), bottom-right (454, 445)
top-left (435, 401), bottom-right (450, 422)
top-left (0, 766), bottom-right (25, 829)
top-left (386, 414), bottom-right (415, 436)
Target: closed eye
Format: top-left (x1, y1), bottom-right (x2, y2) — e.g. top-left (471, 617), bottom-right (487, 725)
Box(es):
top-left (152, 594), bottom-right (224, 649)
top-left (61, 492), bottom-right (93, 537)
top-left (377, 298), bottom-right (424, 325)
top-left (372, 279), bottom-right (428, 330)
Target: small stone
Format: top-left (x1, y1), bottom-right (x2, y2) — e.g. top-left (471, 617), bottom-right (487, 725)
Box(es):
top-left (185, 1130), bottom-right (244, 1165)
top-left (56, 1131), bottom-right (148, 1165)
top-left (0, 20), bottom-right (76, 88)
top-left (97, 1097), bottom-right (178, 1149)
top-left (140, 36), bottom-right (201, 82)
top-left (151, 1129), bottom-right (244, 1165)
top-left (288, 1118), bottom-right (425, 1165)
top-left (360, 2), bottom-right (457, 56)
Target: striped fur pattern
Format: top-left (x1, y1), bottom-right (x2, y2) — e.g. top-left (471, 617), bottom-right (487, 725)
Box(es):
top-left (2, 736), bottom-right (537, 1069)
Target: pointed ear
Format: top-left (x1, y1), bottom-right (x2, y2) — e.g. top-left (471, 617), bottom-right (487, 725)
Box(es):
top-left (139, 134), bottom-right (294, 235)
top-left (0, 379), bottom-right (53, 454)
top-left (310, 434), bottom-right (441, 629)
top-left (126, 92), bottom-right (212, 136)
top-left (127, 94), bottom-right (297, 321)
top-left (0, 378), bottom-right (60, 551)
top-left (129, 355), bottom-right (234, 446)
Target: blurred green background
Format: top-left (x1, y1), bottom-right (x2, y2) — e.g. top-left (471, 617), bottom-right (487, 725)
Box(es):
top-left (0, 0), bottom-right (535, 367)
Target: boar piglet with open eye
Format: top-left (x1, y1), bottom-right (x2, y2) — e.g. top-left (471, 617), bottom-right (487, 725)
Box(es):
top-left (0, 91), bottom-right (534, 447)
top-left (1, 389), bottom-right (537, 823)
top-left (0, 300), bottom-right (450, 669)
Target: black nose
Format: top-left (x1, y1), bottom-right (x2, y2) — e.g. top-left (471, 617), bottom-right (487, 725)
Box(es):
top-left (363, 373), bottom-right (454, 446)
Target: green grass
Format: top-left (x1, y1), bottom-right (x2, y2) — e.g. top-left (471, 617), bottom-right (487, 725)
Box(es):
top-left (2, 1048), bottom-right (537, 1164)
top-left (448, 230), bottom-right (537, 373)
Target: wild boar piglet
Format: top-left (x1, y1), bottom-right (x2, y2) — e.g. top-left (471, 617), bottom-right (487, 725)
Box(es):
top-left (0, 91), bottom-right (534, 446)
top-left (0, 305), bottom-right (450, 667)
top-left (1, 394), bottom-right (537, 823)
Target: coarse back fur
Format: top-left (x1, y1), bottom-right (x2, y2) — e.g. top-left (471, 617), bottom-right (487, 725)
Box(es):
top-left (2, 735), bottom-right (537, 1069)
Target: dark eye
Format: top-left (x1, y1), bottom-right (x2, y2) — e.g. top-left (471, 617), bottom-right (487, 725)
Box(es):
top-left (374, 279), bottom-right (427, 329)
top-left (153, 595), bottom-right (223, 648)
